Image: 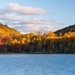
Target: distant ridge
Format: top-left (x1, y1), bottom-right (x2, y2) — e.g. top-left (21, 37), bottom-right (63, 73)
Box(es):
top-left (55, 24), bottom-right (75, 35)
top-left (0, 23), bottom-right (21, 37)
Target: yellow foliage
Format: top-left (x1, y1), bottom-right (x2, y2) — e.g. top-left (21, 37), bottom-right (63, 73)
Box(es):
top-left (12, 39), bottom-right (18, 44)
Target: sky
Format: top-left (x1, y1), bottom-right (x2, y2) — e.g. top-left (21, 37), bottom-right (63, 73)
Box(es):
top-left (0, 0), bottom-right (75, 33)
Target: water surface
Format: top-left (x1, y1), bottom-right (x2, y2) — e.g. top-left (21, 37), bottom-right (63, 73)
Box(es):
top-left (0, 54), bottom-right (75, 75)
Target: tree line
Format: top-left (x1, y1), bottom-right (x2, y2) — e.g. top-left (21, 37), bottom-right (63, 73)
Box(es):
top-left (0, 31), bottom-right (75, 54)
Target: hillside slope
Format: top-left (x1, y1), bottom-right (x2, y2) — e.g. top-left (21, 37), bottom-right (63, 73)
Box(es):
top-left (55, 24), bottom-right (75, 35)
top-left (0, 23), bottom-right (21, 37)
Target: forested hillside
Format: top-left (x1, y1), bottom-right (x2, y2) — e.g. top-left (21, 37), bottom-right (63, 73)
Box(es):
top-left (0, 23), bottom-right (75, 54)
top-left (0, 23), bottom-right (21, 37)
top-left (55, 24), bottom-right (75, 35)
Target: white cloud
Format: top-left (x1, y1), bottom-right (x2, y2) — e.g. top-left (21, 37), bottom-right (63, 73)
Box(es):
top-left (7, 3), bottom-right (47, 15)
top-left (0, 3), bottom-right (47, 15)
top-left (3, 21), bottom-right (62, 33)
top-left (0, 9), bottom-right (10, 15)
top-left (0, 3), bottom-right (63, 33)
top-left (23, 24), bottom-right (39, 32)
top-left (21, 24), bottom-right (61, 33)
top-left (0, 15), bottom-right (60, 25)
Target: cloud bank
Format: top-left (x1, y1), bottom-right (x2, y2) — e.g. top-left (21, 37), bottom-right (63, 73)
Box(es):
top-left (0, 3), bottom-right (62, 33)
top-left (8, 3), bottom-right (47, 15)
top-left (0, 15), bottom-right (60, 25)
top-left (0, 3), bottom-right (47, 15)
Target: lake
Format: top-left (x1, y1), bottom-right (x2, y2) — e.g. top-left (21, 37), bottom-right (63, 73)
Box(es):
top-left (0, 54), bottom-right (75, 75)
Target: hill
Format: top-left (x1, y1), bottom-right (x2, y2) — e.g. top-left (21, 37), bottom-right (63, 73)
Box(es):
top-left (55, 24), bottom-right (75, 35)
top-left (0, 23), bottom-right (21, 37)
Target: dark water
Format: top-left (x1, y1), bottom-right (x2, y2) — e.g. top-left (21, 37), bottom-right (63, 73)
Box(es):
top-left (0, 54), bottom-right (75, 75)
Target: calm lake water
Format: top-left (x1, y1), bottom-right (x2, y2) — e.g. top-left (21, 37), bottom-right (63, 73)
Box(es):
top-left (0, 54), bottom-right (75, 75)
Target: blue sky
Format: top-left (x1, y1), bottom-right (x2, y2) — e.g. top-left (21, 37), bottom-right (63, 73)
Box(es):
top-left (0, 0), bottom-right (75, 33)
